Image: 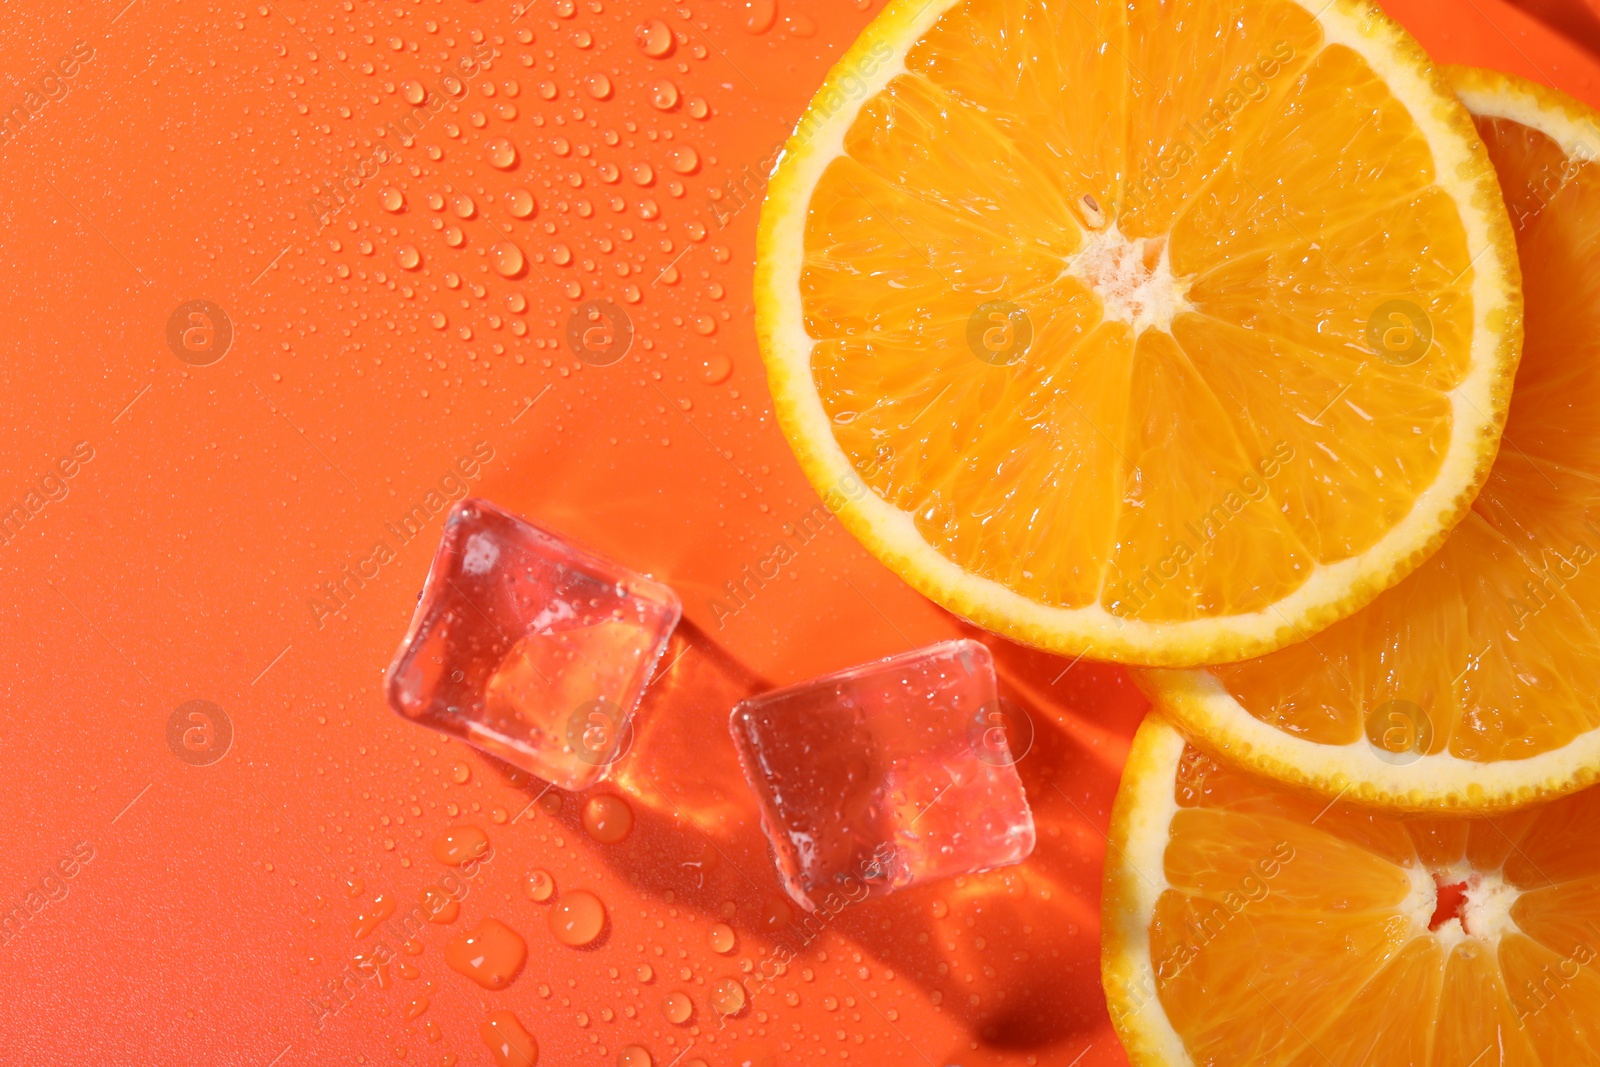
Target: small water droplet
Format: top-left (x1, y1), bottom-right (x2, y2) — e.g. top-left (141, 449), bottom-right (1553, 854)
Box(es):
top-left (380, 187), bottom-right (405, 212)
top-left (524, 869), bottom-right (555, 902)
top-left (685, 97), bottom-right (708, 120)
top-left (401, 80), bottom-right (427, 105)
top-left (708, 923), bottom-right (735, 954)
top-left (585, 73), bottom-right (612, 99)
top-left (396, 245), bottom-right (421, 270)
top-left (617, 1047), bottom-right (652, 1067)
top-left (451, 192), bottom-right (476, 218)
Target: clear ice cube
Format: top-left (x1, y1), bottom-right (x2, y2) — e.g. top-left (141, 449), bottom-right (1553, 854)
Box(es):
top-left (729, 639), bottom-right (1035, 911)
top-left (386, 498), bottom-right (680, 790)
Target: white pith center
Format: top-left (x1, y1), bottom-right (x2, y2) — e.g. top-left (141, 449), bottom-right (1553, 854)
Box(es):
top-left (1065, 224), bottom-right (1192, 335)
top-left (1407, 864), bottom-right (1523, 951)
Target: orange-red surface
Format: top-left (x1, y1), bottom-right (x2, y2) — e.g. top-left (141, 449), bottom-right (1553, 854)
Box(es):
top-left (1, 1), bottom-right (1597, 1065)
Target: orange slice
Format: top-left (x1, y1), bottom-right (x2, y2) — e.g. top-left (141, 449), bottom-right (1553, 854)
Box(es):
top-left (1104, 714), bottom-right (1600, 1066)
top-left (754, 0), bottom-right (1521, 666)
top-left (1141, 68), bottom-right (1600, 809)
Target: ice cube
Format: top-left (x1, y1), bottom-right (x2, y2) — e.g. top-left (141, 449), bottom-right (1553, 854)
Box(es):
top-left (386, 498), bottom-right (680, 790)
top-left (729, 639), bottom-right (1035, 911)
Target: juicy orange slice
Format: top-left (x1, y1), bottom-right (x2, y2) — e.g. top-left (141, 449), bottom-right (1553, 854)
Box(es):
top-left (754, 0), bottom-right (1522, 666)
top-left (1104, 714), bottom-right (1600, 1066)
top-left (1141, 68), bottom-right (1600, 809)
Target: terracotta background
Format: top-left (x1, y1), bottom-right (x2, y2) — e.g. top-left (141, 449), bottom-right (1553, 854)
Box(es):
top-left (1, 0), bottom-right (1598, 1064)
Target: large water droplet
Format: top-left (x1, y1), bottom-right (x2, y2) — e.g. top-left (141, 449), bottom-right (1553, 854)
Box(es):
top-left (584, 73), bottom-right (612, 100)
top-left (380, 187), bottom-right (405, 212)
top-left (649, 80), bottom-right (679, 111)
top-left (401, 80), bottom-right (426, 105)
top-left (667, 146), bottom-right (699, 175)
top-left (580, 794), bottom-right (633, 843)
top-left (506, 188), bottom-right (538, 218)
top-left (481, 1010), bottom-right (539, 1067)
top-left (490, 242), bottom-right (526, 277)
top-left (743, 0), bottom-right (777, 33)
top-left (635, 19), bottom-right (674, 57)
top-left (548, 890), bottom-right (606, 946)
top-left (396, 245), bottom-right (421, 270)
top-left (486, 139), bottom-right (519, 169)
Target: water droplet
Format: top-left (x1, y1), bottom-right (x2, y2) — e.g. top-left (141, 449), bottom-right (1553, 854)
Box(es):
top-left (481, 1010), bottom-right (539, 1067)
top-left (553, 0), bottom-right (575, 15)
top-left (759, 894), bottom-right (792, 931)
top-left (742, 0), bottom-right (777, 33)
top-left (396, 245), bottom-right (421, 270)
top-left (649, 80), bottom-right (679, 111)
top-left (507, 291), bottom-right (528, 313)
top-left (708, 923), bottom-right (735, 954)
top-left (524, 868), bottom-right (555, 902)
top-left (691, 314), bottom-right (716, 336)
top-left (431, 825), bottom-right (490, 866)
top-left (445, 918), bottom-right (527, 989)
top-left (685, 97), bottom-right (708, 120)
top-left (430, 311), bottom-right (448, 330)
top-left (451, 192), bottom-right (476, 218)
top-left (636, 19), bottom-right (674, 57)
top-left (585, 73), bottom-right (612, 99)
top-left (486, 139), bottom-right (519, 169)
top-left (352, 893), bottom-right (397, 939)
top-left (581, 794), bottom-right (633, 843)
top-left (930, 898), bottom-right (948, 919)
top-left (490, 242), bottom-right (527, 277)
top-left (667, 146), bottom-right (699, 175)
top-left (548, 890), bottom-right (606, 946)
top-left (380, 187), bottom-right (405, 212)
top-left (401, 80), bottom-right (427, 105)
top-left (636, 964), bottom-right (653, 982)
top-left (784, 12), bottom-right (816, 36)
top-left (551, 243), bottom-right (573, 266)
top-left (406, 995), bottom-right (430, 1020)
top-left (617, 1047), bottom-right (652, 1067)
top-left (420, 884), bottom-right (460, 924)
top-left (506, 188), bottom-right (537, 218)
top-left (629, 162), bottom-right (655, 187)
top-left (662, 991), bottom-right (693, 1024)
top-left (444, 225), bottom-right (465, 247)
top-left (709, 978), bottom-right (746, 1016)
